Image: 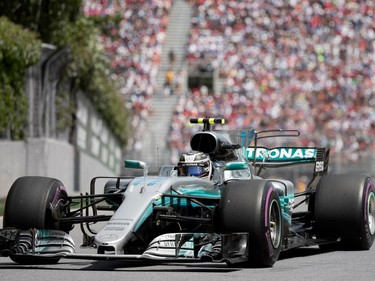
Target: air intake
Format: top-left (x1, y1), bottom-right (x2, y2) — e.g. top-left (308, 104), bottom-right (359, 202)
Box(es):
top-left (190, 132), bottom-right (219, 154)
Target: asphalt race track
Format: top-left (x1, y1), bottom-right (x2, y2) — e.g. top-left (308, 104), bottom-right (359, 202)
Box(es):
top-left (1, 217), bottom-right (375, 281)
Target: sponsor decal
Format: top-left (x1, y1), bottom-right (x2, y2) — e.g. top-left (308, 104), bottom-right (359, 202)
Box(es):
top-left (315, 161), bottom-right (325, 172)
top-left (104, 226), bottom-right (125, 231)
top-left (247, 147), bottom-right (317, 162)
top-left (99, 234), bottom-right (118, 241)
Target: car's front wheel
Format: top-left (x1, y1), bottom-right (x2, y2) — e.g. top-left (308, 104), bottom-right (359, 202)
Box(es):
top-left (216, 179), bottom-right (282, 267)
top-left (3, 176), bottom-right (71, 264)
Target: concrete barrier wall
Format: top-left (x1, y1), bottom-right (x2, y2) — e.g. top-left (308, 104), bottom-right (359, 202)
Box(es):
top-left (0, 141), bottom-right (27, 198)
top-left (78, 150), bottom-right (117, 192)
top-left (25, 138), bottom-right (75, 193)
top-left (0, 139), bottom-right (116, 198)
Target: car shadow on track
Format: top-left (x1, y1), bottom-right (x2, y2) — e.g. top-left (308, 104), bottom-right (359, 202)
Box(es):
top-left (0, 259), bottom-right (239, 273)
top-left (77, 247), bottom-right (326, 271)
top-left (278, 246), bottom-right (323, 261)
top-left (81, 260), bottom-right (238, 272)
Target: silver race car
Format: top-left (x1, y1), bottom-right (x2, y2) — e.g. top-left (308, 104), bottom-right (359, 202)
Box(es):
top-left (1, 117), bottom-right (374, 267)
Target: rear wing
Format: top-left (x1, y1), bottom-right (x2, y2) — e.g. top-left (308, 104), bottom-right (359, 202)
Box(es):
top-left (247, 146), bottom-right (330, 175)
top-left (246, 129), bottom-right (330, 176)
top-left (188, 120), bottom-right (330, 176)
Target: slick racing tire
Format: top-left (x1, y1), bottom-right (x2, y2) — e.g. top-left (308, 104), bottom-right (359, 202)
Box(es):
top-left (3, 176), bottom-right (70, 264)
top-left (315, 174), bottom-right (375, 250)
top-left (216, 179), bottom-right (282, 267)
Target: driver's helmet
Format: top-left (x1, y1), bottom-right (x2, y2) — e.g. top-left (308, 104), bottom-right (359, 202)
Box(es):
top-left (178, 151), bottom-right (212, 180)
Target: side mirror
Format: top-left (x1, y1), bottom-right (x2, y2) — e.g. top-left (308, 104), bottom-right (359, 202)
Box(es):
top-left (124, 160), bottom-right (149, 176)
top-left (224, 162), bottom-right (251, 182)
top-left (225, 162), bottom-right (248, 170)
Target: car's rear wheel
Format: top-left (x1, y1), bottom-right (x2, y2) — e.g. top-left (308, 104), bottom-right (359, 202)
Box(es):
top-left (3, 176), bottom-right (71, 264)
top-left (315, 174), bottom-right (375, 250)
top-left (216, 179), bottom-right (282, 267)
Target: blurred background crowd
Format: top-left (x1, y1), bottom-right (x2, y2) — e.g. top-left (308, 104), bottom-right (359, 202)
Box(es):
top-left (170, 0), bottom-right (375, 163)
top-left (84, 0), bottom-right (173, 152)
top-left (84, 0), bottom-right (374, 165)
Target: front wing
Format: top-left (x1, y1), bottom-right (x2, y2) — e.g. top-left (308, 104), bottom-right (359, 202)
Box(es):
top-left (1, 229), bottom-right (249, 264)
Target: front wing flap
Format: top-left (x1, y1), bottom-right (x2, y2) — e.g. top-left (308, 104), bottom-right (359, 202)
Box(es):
top-left (0, 228), bottom-right (75, 257)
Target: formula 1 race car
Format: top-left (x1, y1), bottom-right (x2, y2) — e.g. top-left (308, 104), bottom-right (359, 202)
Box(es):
top-left (1, 117), bottom-right (374, 267)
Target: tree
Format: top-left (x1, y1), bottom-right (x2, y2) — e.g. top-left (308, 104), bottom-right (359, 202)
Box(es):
top-left (0, 0), bottom-right (82, 45)
top-left (0, 17), bottom-right (41, 139)
top-left (0, 1), bottom-right (129, 145)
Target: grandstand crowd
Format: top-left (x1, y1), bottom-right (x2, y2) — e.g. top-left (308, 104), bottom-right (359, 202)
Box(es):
top-left (83, 0), bottom-right (375, 164)
top-left (170, 0), bottom-right (375, 163)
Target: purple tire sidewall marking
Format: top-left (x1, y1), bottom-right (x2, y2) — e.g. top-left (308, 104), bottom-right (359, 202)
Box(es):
top-left (52, 185), bottom-right (67, 205)
top-left (364, 179), bottom-right (374, 223)
top-left (265, 187), bottom-right (273, 227)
